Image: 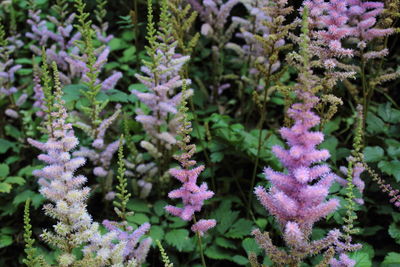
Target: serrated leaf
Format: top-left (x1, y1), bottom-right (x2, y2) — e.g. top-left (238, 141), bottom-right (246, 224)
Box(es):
top-left (216, 210), bottom-right (239, 234)
top-left (126, 199), bottom-right (150, 213)
top-left (242, 237), bottom-right (261, 255)
top-left (0, 164), bottom-right (10, 178)
top-left (63, 84), bottom-right (86, 102)
top-left (149, 225), bottom-right (164, 241)
top-left (226, 219), bottom-right (253, 239)
top-left (215, 237), bottom-right (236, 249)
top-left (165, 229), bottom-right (190, 252)
top-left (381, 252), bottom-right (400, 267)
top-left (0, 139), bottom-right (13, 154)
top-left (0, 183), bottom-right (12, 193)
top-left (210, 152), bottom-right (224, 163)
top-left (378, 160), bottom-right (400, 182)
top-left (168, 216), bottom-right (188, 228)
top-left (364, 146), bottom-right (385, 162)
top-left (232, 255), bottom-right (248, 265)
top-left (366, 112), bottom-right (385, 134)
top-left (204, 245), bottom-right (232, 260)
top-left (350, 252), bottom-right (372, 267)
top-left (153, 200), bottom-right (167, 216)
top-left (106, 89), bottom-right (129, 102)
top-left (127, 213), bottom-right (149, 225)
top-left (12, 190), bottom-right (35, 205)
top-left (388, 223), bottom-right (400, 244)
top-left (4, 176), bottom-right (25, 185)
top-left (0, 235), bottom-right (12, 248)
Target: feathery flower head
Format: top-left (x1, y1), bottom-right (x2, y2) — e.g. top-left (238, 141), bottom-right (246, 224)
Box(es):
top-left (255, 90), bottom-right (339, 237)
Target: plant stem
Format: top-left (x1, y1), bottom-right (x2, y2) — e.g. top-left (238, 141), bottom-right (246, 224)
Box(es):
top-left (189, 98), bottom-right (216, 192)
top-left (247, 59), bottom-right (273, 218)
top-left (193, 216), bottom-right (207, 267)
top-left (360, 49), bottom-right (368, 130)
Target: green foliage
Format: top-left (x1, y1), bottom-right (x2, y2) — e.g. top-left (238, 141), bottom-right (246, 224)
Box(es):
top-left (156, 240), bottom-right (173, 267)
top-left (113, 135), bottom-right (132, 221)
top-left (74, 0), bottom-right (104, 128)
top-left (0, 1), bottom-right (399, 266)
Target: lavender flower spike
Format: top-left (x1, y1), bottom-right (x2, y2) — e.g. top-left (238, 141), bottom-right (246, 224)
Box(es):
top-left (256, 91), bottom-right (339, 235)
top-left (28, 64), bottom-right (150, 266)
top-left (165, 81), bottom-right (216, 235)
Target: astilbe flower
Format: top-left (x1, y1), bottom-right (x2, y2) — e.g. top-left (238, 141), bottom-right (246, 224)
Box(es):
top-left (26, 7), bottom-right (122, 89)
top-left (64, 46), bottom-right (123, 90)
top-left (304, 0), bottom-right (394, 70)
top-left (73, 106), bottom-right (122, 181)
top-left (330, 253), bottom-right (356, 267)
top-left (28, 65), bottom-right (150, 266)
top-left (227, 0), bottom-right (285, 91)
top-left (102, 220), bottom-right (152, 264)
top-left (32, 69), bottom-right (45, 117)
top-left (188, 0), bottom-right (239, 42)
top-left (346, 0), bottom-right (393, 43)
top-left (252, 90), bottom-right (350, 265)
top-left (337, 159), bottom-right (365, 205)
top-left (188, 0), bottom-right (239, 98)
top-left (0, 24), bottom-right (24, 118)
top-left (26, 9), bottom-right (81, 76)
top-left (133, 1), bottom-right (192, 151)
top-left (165, 84), bottom-right (216, 236)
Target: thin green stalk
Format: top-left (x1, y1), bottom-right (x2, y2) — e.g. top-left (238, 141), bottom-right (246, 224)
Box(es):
top-left (189, 98), bottom-right (215, 192)
top-left (193, 216), bottom-right (207, 267)
top-left (360, 50), bottom-right (369, 129)
top-left (247, 58), bottom-right (274, 218)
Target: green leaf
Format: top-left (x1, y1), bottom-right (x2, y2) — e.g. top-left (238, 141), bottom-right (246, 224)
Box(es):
top-left (0, 183), bottom-right (12, 193)
top-left (0, 164), bottom-right (10, 178)
top-left (378, 160), bottom-right (400, 182)
top-left (232, 255), bottom-right (248, 265)
top-left (63, 84), bottom-right (86, 102)
top-left (153, 200), bottom-right (167, 216)
top-left (364, 146), bottom-right (385, 162)
top-left (0, 139), bottom-right (14, 154)
top-left (149, 225), bottom-right (164, 241)
top-left (215, 237), bottom-right (236, 249)
top-left (381, 252), bottom-right (400, 267)
top-left (4, 176), bottom-right (25, 185)
top-left (216, 210), bottom-right (239, 234)
top-left (204, 245), bottom-right (232, 260)
top-left (210, 151), bottom-right (224, 163)
top-left (106, 89), bottom-right (129, 102)
top-left (165, 229), bottom-right (190, 252)
top-left (12, 190), bottom-right (35, 206)
top-left (0, 235), bottom-right (12, 248)
top-left (126, 199), bottom-right (150, 213)
top-left (378, 103), bottom-right (400, 124)
top-left (120, 46), bottom-right (136, 63)
top-left (242, 237), bottom-right (261, 255)
top-left (388, 223), bottom-right (400, 244)
top-left (168, 216), bottom-right (188, 228)
top-left (18, 165), bottom-right (43, 177)
top-left (127, 213), bottom-right (149, 225)
top-left (109, 38), bottom-right (126, 51)
top-left (350, 252), bottom-right (372, 267)
top-left (226, 219), bottom-right (253, 239)
top-left (366, 113), bottom-right (386, 135)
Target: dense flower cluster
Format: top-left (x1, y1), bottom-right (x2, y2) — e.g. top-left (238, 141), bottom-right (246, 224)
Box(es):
top-left (229, 0), bottom-right (282, 78)
top-left (255, 91), bottom-right (339, 235)
top-left (28, 67), bottom-right (150, 266)
top-left (26, 7), bottom-right (122, 89)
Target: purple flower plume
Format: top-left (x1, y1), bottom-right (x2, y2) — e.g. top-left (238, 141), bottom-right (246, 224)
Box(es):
top-left (255, 91), bottom-right (339, 235)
